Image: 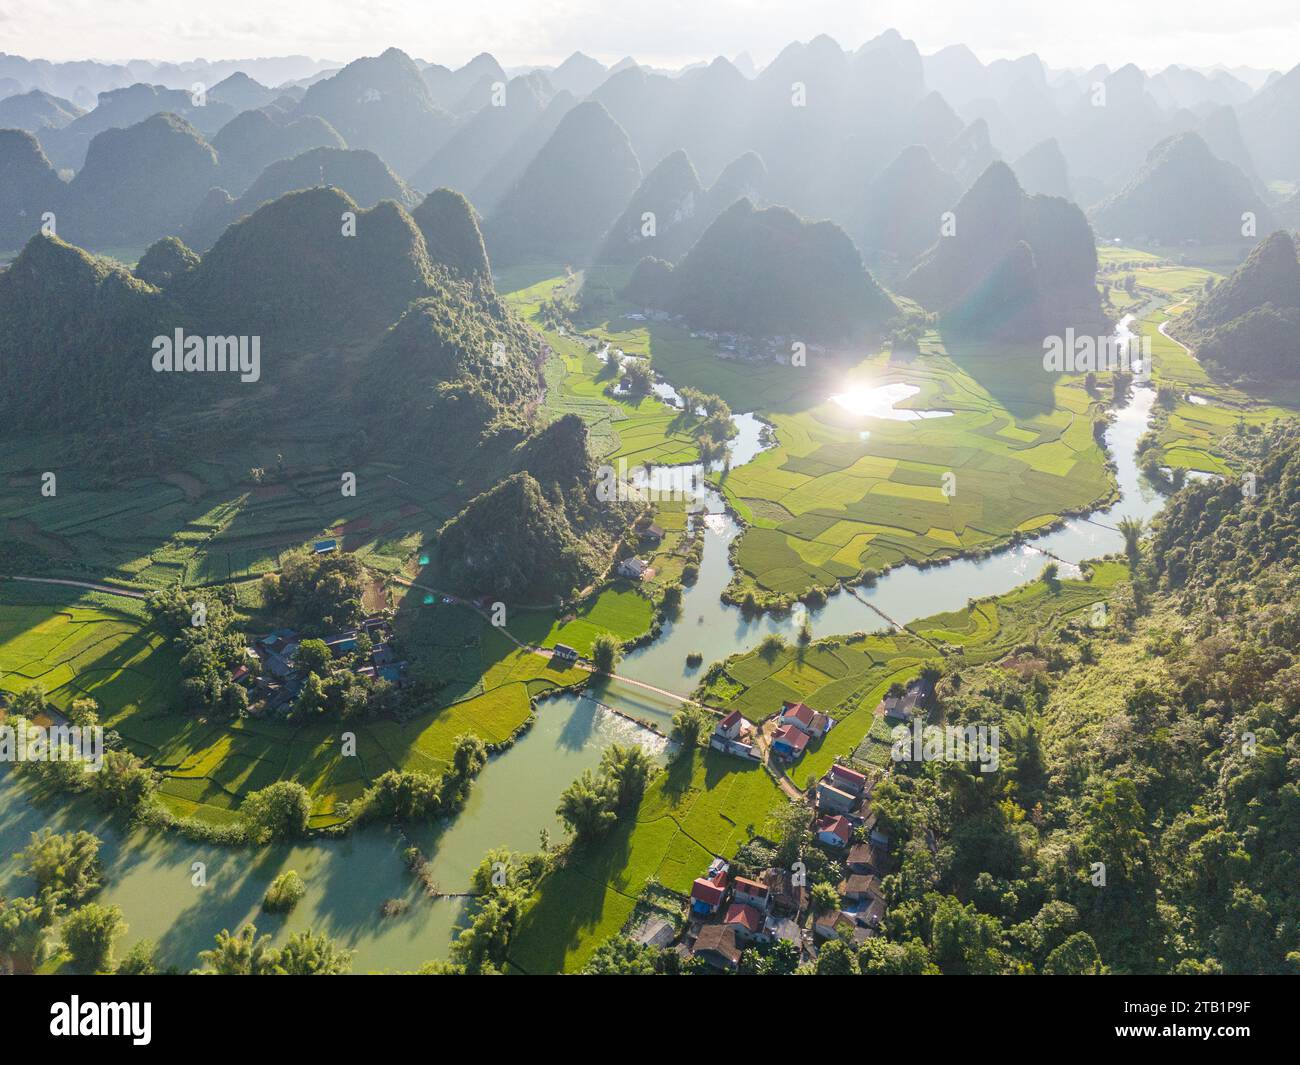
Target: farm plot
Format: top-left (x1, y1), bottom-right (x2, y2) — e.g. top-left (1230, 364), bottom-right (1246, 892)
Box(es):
top-left (507, 748), bottom-right (785, 974)
top-left (717, 349), bottom-right (1112, 599)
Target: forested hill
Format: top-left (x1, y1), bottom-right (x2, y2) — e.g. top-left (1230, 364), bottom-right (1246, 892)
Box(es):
top-left (867, 419), bottom-right (1299, 975)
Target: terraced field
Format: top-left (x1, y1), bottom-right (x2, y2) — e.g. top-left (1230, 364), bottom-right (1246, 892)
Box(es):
top-left (695, 560), bottom-right (1130, 783)
top-left (568, 268), bottom-right (1116, 601)
top-left (0, 581), bottom-right (592, 829)
top-left (0, 447), bottom-right (452, 594)
top-left (1099, 250), bottom-right (1300, 475)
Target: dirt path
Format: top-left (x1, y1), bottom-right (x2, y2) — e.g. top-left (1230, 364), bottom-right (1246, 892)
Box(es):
top-left (2, 575), bottom-right (147, 599)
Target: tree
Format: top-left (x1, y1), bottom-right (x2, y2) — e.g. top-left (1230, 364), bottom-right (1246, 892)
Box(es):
top-left (1117, 516), bottom-right (1144, 568)
top-left (294, 671), bottom-right (326, 717)
top-left (240, 781), bottom-right (312, 843)
top-left (811, 882), bottom-right (841, 915)
top-left (1040, 562), bottom-right (1060, 592)
top-left (118, 939), bottom-right (160, 975)
top-left (671, 706), bottom-right (710, 747)
top-left (582, 935), bottom-right (661, 975)
top-left (277, 929), bottom-right (353, 974)
top-left (600, 743), bottom-right (654, 809)
top-left (0, 895), bottom-right (52, 970)
top-left (295, 638), bottom-right (332, 676)
top-left (19, 828), bottom-right (103, 904)
top-left (61, 903), bottom-right (126, 973)
top-left (815, 938), bottom-right (860, 975)
top-left (1043, 931), bottom-right (1104, 974)
top-left (91, 749), bottom-right (156, 811)
top-left (451, 733), bottom-right (489, 780)
top-left (766, 799), bottom-right (811, 868)
top-left (262, 870), bottom-right (306, 914)
top-left (589, 632), bottom-right (621, 675)
top-left (556, 769), bottom-right (617, 842)
top-left (196, 924), bottom-right (282, 975)
top-left (620, 359), bottom-right (653, 396)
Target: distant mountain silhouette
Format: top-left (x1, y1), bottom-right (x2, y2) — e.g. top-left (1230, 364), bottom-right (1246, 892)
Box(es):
top-left (485, 100), bottom-right (641, 266)
top-left (637, 198), bottom-right (898, 343)
top-left (903, 161), bottom-right (1104, 340)
top-left (1092, 131), bottom-right (1272, 245)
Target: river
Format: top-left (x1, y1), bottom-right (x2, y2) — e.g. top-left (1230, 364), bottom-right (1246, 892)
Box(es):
top-left (0, 318), bottom-right (1166, 970)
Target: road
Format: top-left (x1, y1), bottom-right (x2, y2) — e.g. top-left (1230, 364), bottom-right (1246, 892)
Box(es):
top-left (1, 575), bottom-right (147, 599)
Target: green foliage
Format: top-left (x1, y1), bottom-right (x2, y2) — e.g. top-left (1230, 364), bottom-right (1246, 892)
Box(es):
top-left (266, 549), bottom-right (367, 633)
top-left (240, 780), bottom-right (312, 843)
top-left (61, 903), bottom-right (127, 973)
top-left (589, 631), bottom-right (621, 675)
top-left (18, 828), bottom-right (103, 906)
top-left (262, 870), bottom-right (307, 914)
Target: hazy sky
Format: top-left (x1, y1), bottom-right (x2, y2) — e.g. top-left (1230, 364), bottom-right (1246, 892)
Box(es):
top-left (2, 0), bottom-right (1295, 73)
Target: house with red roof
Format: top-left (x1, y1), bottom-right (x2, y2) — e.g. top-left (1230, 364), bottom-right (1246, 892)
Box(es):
top-left (715, 709), bottom-right (744, 741)
top-left (732, 876), bottom-right (769, 910)
top-left (723, 902), bottom-right (765, 941)
top-left (690, 857), bottom-right (729, 915)
top-left (770, 723), bottom-right (810, 760)
top-left (779, 701), bottom-right (831, 737)
top-left (825, 762), bottom-right (867, 796)
top-left (814, 813), bottom-right (852, 848)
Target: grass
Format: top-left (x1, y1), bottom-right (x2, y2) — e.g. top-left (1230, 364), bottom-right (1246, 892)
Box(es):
top-left (502, 267), bottom-right (1120, 603)
top-left (696, 560), bottom-right (1130, 782)
top-left (1096, 248), bottom-right (1300, 475)
top-left (0, 581), bottom-right (589, 829)
top-left (507, 747), bottom-right (785, 973)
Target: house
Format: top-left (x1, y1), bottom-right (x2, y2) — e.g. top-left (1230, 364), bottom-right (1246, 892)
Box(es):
top-left (324, 632), bottom-right (358, 657)
top-left (779, 701), bottom-right (831, 736)
top-left (846, 841), bottom-right (892, 876)
top-left (231, 665), bottom-right (250, 685)
top-left (758, 915), bottom-right (802, 947)
top-left (732, 876), bottom-right (769, 910)
top-left (814, 814), bottom-right (852, 848)
top-left (816, 780), bottom-right (857, 815)
top-left (837, 874), bottom-right (883, 903)
top-left (813, 910), bottom-right (858, 940)
top-left (312, 539), bottom-right (338, 554)
top-left (859, 810), bottom-right (891, 848)
top-left (617, 557), bottom-right (649, 579)
top-left (552, 643), bottom-right (578, 662)
top-left (715, 710), bottom-right (744, 742)
top-left (692, 924), bottom-right (742, 970)
top-left (762, 868), bottom-right (809, 916)
top-left (825, 763), bottom-right (867, 797)
top-left (879, 676), bottom-right (934, 722)
top-left (858, 896), bottom-right (887, 929)
top-left (723, 902), bottom-right (765, 941)
top-left (690, 859), bottom-right (729, 915)
top-left (770, 724), bottom-right (810, 760)
top-left (635, 518), bottom-right (665, 544)
top-left (633, 917), bottom-right (676, 949)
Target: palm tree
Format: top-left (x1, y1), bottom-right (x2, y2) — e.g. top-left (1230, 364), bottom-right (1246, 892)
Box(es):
top-left (196, 924), bottom-right (282, 975)
top-left (1117, 516), bottom-right (1144, 567)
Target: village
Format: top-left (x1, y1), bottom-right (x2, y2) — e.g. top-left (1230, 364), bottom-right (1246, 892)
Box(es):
top-left (239, 614), bottom-right (409, 716)
top-left (644, 675), bottom-right (933, 971)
